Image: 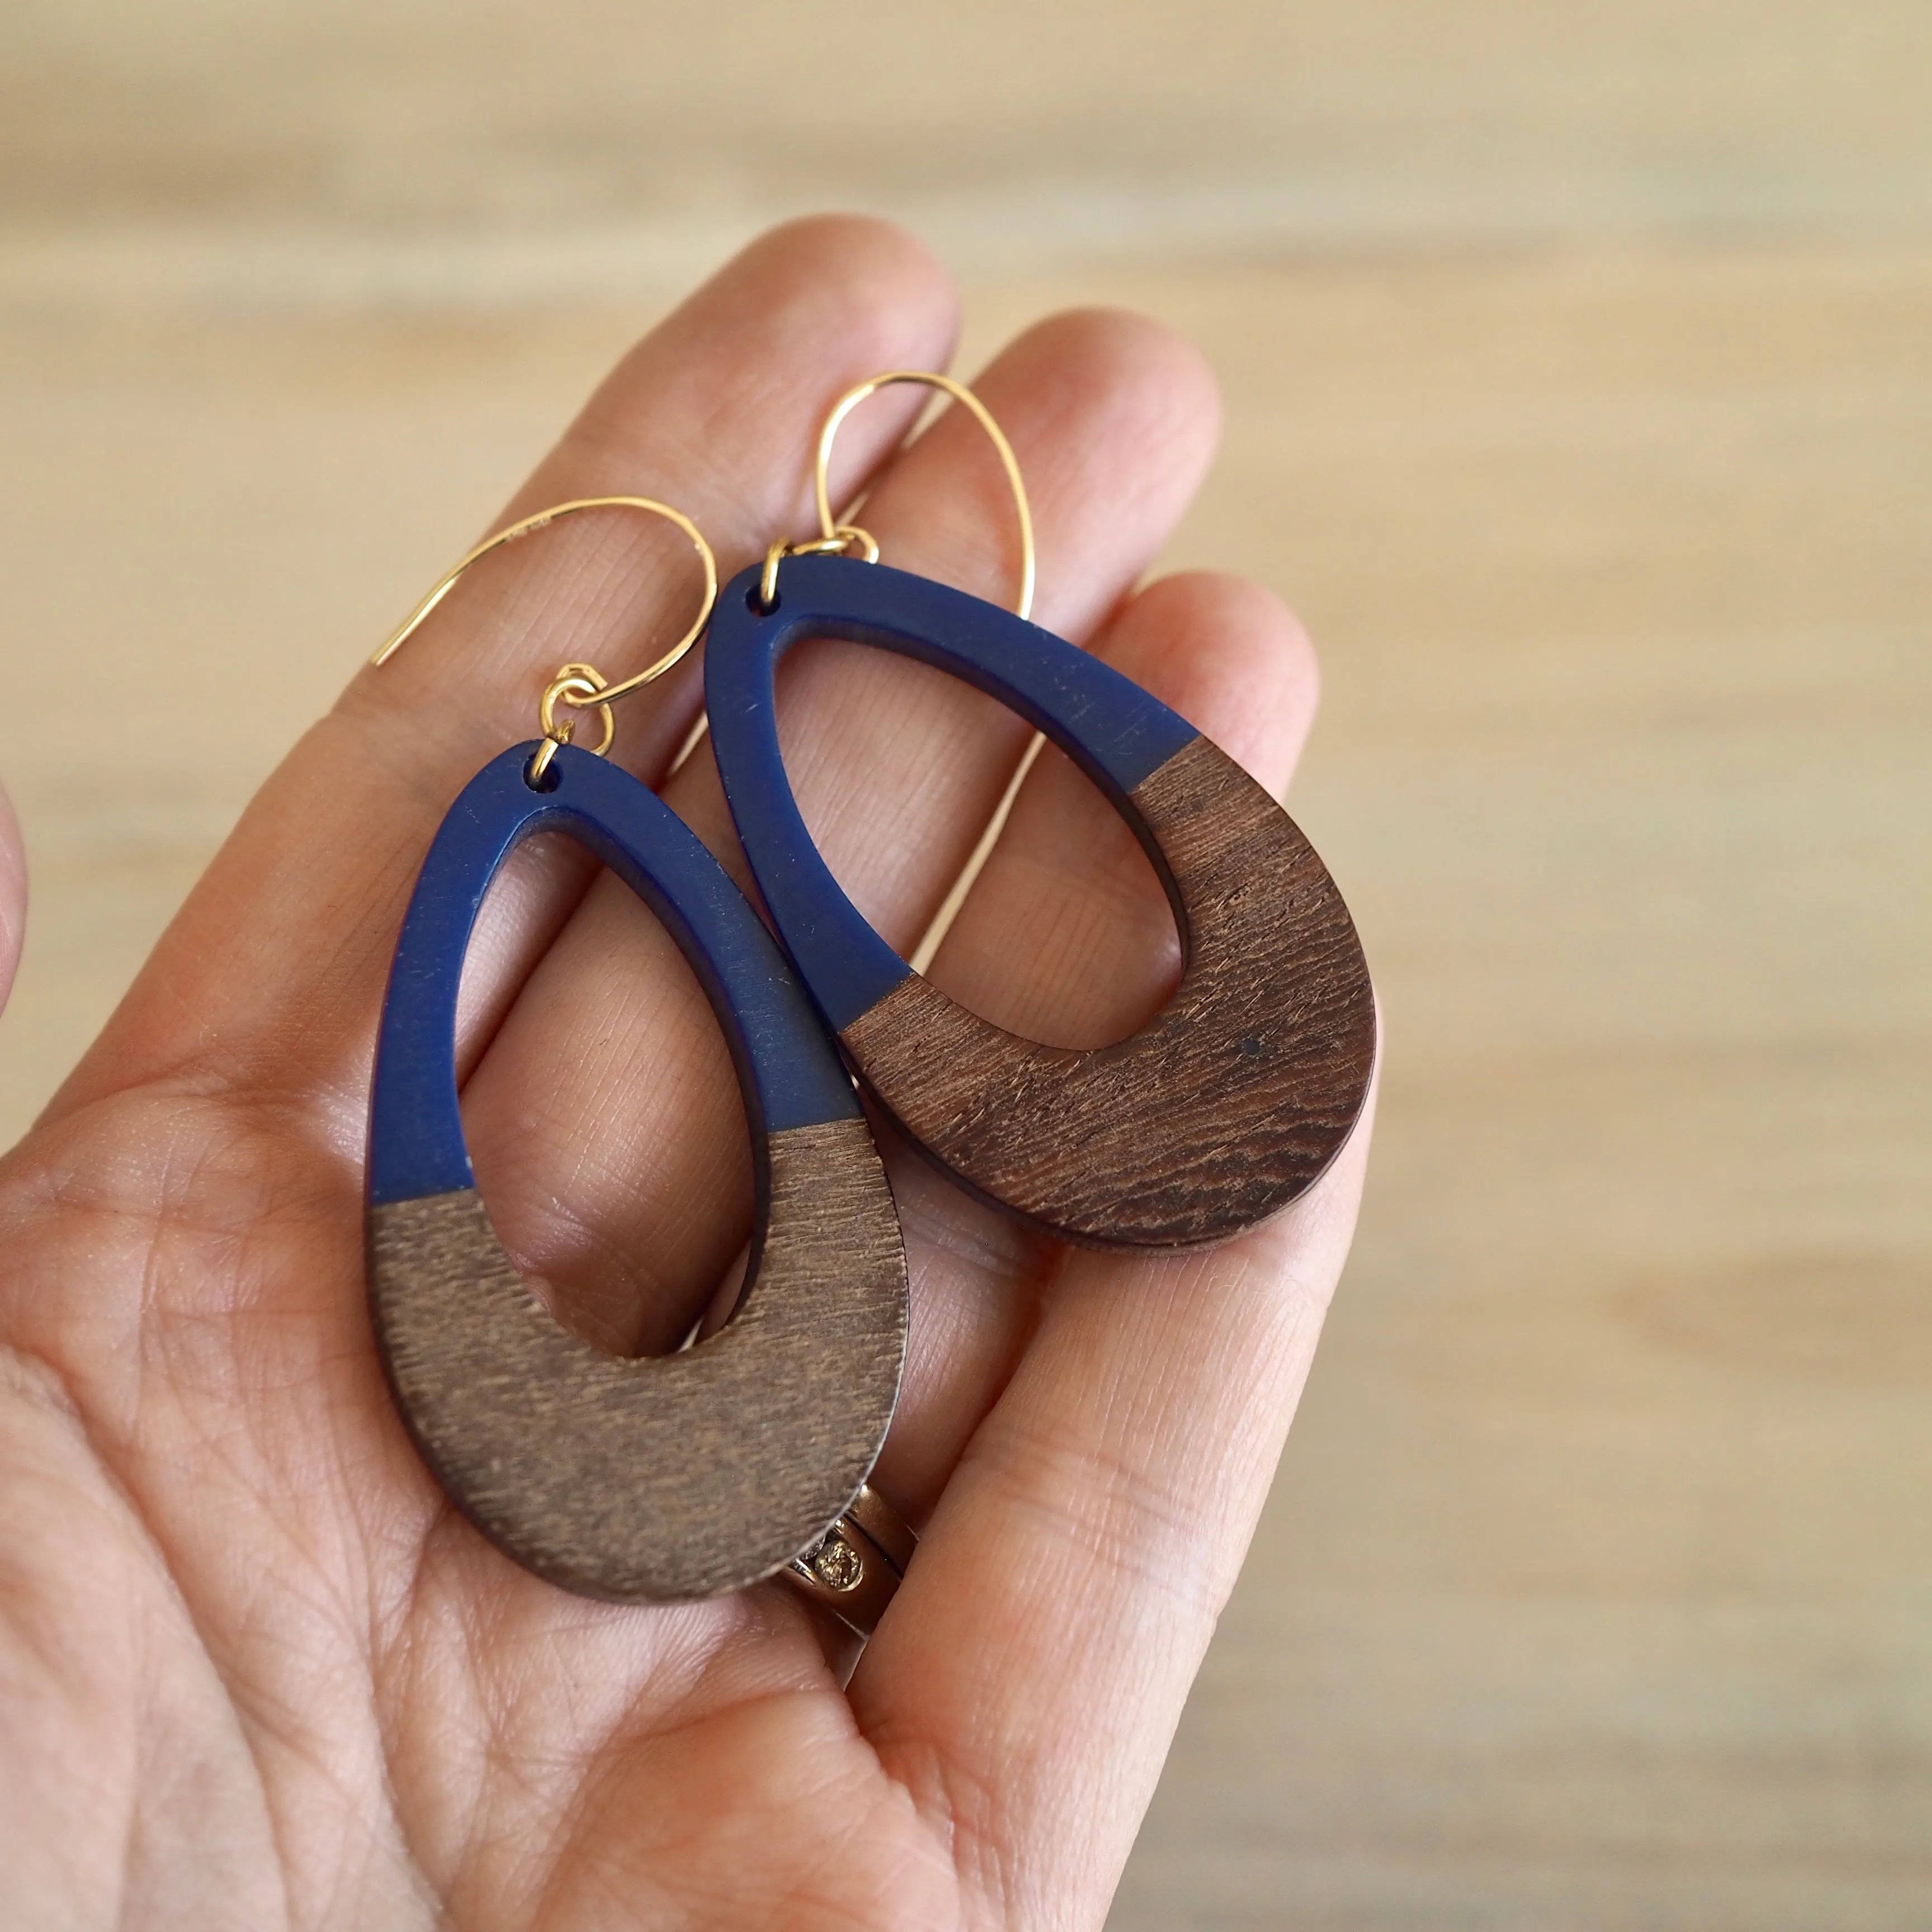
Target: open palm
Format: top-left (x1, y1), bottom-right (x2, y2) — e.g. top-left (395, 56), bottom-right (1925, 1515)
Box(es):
top-left (0, 218), bottom-right (1372, 1930)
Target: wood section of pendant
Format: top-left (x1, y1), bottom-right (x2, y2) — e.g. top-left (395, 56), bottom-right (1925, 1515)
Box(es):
top-left (840, 733), bottom-right (1376, 1249)
top-left (369, 1115), bottom-right (905, 1602)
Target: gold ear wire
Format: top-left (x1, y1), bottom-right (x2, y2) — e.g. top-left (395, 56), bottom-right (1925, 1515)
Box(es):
top-left (372, 496), bottom-right (718, 780)
top-left (757, 372), bottom-right (1035, 622)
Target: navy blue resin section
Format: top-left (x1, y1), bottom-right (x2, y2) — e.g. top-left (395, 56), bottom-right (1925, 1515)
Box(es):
top-left (368, 742), bottom-right (860, 1207)
top-left (704, 554), bottom-right (1200, 1031)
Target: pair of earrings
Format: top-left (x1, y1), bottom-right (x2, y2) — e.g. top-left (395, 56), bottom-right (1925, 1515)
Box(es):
top-left (364, 374), bottom-right (1375, 1635)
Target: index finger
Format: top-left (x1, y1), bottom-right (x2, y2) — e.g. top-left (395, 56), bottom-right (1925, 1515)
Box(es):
top-left (49, 216), bottom-right (959, 1128)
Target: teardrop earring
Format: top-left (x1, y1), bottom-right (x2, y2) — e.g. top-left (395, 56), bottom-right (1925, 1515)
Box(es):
top-left (363, 497), bottom-right (911, 1632)
top-left (703, 375), bottom-right (1377, 1252)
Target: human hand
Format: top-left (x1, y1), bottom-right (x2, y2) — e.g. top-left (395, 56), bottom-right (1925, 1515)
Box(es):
top-left (0, 217), bottom-right (1373, 1930)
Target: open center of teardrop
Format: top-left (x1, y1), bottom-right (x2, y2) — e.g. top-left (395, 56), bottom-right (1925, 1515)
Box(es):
top-left (775, 634), bottom-right (1181, 1049)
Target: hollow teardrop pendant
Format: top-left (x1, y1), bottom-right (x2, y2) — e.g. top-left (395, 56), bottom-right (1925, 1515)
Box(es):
top-left (366, 742), bottom-right (907, 1599)
top-left (703, 553), bottom-right (1376, 1251)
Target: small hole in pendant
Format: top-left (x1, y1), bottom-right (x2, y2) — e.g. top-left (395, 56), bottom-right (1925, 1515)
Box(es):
top-left (749, 584), bottom-right (778, 615)
top-left (523, 749), bottom-right (563, 793)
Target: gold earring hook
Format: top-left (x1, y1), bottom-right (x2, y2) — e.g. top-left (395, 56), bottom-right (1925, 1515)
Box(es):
top-left (759, 372), bottom-right (1035, 623)
top-left (371, 496), bottom-right (718, 783)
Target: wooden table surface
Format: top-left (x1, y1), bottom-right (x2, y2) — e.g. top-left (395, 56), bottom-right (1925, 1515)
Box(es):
top-left (2, 5), bottom-right (1929, 1925)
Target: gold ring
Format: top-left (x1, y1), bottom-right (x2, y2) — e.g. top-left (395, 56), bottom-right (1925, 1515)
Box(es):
top-left (779, 1482), bottom-right (916, 1639)
top-left (755, 524), bottom-right (880, 613)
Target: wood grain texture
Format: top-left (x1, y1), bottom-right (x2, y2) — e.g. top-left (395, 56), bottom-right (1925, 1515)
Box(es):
top-left (367, 1116), bottom-right (906, 1601)
top-left (841, 732), bottom-right (1377, 1248)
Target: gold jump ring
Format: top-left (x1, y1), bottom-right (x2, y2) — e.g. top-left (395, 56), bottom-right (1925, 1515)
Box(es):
top-left (756, 524), bottom-right (881, 612)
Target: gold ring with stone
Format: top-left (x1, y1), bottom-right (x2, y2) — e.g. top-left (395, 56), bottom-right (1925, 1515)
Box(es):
top-left (779, 1483), bottom-right (916, 1639)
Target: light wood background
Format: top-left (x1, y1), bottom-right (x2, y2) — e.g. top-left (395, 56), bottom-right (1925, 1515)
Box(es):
top-left (3, 4), bottom-right (1930, 1925)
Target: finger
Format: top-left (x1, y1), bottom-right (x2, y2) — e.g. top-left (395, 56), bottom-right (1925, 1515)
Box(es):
top-left (865, 570), bottom-right (1325, 1515)
top-left (839, 567), bottom-right (1367, 1920)
top-left (48, 215), bottom-right (959, 1128)
top-left (459, 313), bottom-right (1223, 1352)
top-left (861, 1121), bottom-right (1374, 1929)
top-left (0, 779), bottom-right (23, 1028)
